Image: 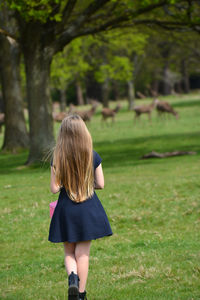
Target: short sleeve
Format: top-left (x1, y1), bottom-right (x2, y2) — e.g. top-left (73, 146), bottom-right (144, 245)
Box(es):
top-left (93, 150), bottom-right (102, 169)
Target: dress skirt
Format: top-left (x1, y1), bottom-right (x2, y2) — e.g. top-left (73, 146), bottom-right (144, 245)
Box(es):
top-left (48, 188), bottom-right (113, 243)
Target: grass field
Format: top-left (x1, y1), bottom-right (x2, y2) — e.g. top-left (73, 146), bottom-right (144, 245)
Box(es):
top-left (0, 94), bottom-right (200, 300)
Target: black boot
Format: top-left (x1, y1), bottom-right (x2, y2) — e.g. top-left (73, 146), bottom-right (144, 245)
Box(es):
top-left (79, 291), bottom-right (87, 300)
top-left (68, 272), bottom-right (79, 300)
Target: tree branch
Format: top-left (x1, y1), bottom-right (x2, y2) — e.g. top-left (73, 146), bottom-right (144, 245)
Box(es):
top-left (130, 19), bottom-right (200, 33)
top-left (54, 0), bottom-right (171, 53)
top-left (0, 28), bottom-right (17, 41)
top-left (88, 1), bottom-right (119, 22)
top-left (62, 0), bottom-right (78, 23)
top-left (54, 0), bottom-right (112, 53)
top-left (63, 17), bottom-right (200, 40)
top-left (53, 0), bottom-right (200, 53)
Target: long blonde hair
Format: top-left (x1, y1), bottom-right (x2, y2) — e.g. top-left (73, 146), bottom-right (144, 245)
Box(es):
top-left (52, 114), bottom-right (94, 202)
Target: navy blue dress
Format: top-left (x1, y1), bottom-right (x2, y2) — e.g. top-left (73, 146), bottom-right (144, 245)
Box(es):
top-left (48, 151), bottom-right (113, 243)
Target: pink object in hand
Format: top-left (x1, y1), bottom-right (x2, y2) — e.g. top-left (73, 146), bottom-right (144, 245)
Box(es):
top-left (49, 200), bottom-right (58, 218)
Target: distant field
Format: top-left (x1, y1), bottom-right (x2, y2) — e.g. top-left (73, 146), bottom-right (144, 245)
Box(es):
top-left (0, 93), bottom-right (200, 299)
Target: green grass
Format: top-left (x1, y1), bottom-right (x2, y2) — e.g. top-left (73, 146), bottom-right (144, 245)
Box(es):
top-left (0, 94), bottom-right (200, 300)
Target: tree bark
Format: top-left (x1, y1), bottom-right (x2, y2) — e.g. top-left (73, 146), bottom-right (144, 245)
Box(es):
top-left (151, 79), bottom-right (159, 96)
top-left (162, 63), bottom-right (172, 95)
top-left (102, 79), bottom-right (109, 108)
top-left (23, 44), bottom-right (54, 164)
top-left (0, 36), bottom-right (29, 152)
top-left (181, 59), bottom-right (190, 93)
top-left (174, 81), bottom-right (182, 93)
top-left (127, 80), bottom-right (135, 110)
top-left (76, 80), bottom-right (84, 106)
top-left (60, 88), bottom-right (67, 112)
top-left (112, 80), bottom-right (120, 100)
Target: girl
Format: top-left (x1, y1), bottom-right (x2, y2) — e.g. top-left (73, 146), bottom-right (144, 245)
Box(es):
top-left (48, 114), bottom-right (112, 300)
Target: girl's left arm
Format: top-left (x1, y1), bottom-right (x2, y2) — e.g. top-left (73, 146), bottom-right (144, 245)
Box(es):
top-left (50, 167), bottom-right (60, 194)
top-left (94, 164), bottom-right (104, 189)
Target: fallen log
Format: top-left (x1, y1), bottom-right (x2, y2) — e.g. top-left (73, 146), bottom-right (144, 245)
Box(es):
top-left (141, 151), bottom-right (197, 159)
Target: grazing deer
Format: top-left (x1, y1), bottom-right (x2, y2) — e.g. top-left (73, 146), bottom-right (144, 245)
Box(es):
top-left (76, 103), bottom-right (99, 122)
top-left (52, 111), bottom-right (67, 122)
top-left (136, 91), bottom-right (146, 99)
top-left (133, 100), bottom-right (156, 122)
top-left (101, 104), bottom-right (121, 123)
top-left (52, 104), bottom-right (78, 122)
top-left (68, 103), bottom-right (76, 114)
top-left (155, 99), bottom-right (179, 119)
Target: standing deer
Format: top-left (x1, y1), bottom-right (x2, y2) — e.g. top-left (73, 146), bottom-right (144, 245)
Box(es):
top-left (52, 111), bottom-right (67, 122)
top-left (133, 100), bottom-right (156, 123)
top-left (68, 103), bottom-right (76, 114)
top-left (76, 103), bottom-right (99, 122)
top-left (155, 99), bottom-right (179, 119)
top-left (52, 103), bottom-right (75, 123)
top-left (101, 104), bottom-right (121, 123)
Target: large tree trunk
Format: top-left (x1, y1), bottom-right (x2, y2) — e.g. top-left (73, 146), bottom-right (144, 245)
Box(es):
top-left (23, 45), bottom-right (54, 164)
top-left (0, 36), bottom-right (29, 152)
top-left (151, 78), bottom-right (159, 96)
top-left (112, 80), bottom-right (120, 100)
top-left (76, 80), bottom-right (84, 106)
top-left (162, 63), bottom-right (172, 95)
top-left (102, 79), bottom-right (109, 108)
top-left (174, 81), bottom-right (182, 93)
top-left (127, 80), bottom-right (135, 110)
top-left (60, 88), bottom-right (67, 112)
top-left (181, 59), bottom-right (190, 94)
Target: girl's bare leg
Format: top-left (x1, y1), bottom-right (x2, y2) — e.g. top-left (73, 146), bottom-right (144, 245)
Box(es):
top-left (63, 242), bottom-right (77, 275)
top-left (75, 241), bottom-right (91, 293)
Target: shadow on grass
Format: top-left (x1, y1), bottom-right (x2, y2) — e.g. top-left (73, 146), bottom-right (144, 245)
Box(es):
top-left (94, 131), bottom-right (200, 169)
top-left (173, 99), bottom-right (200, 108)
top-left (0, 131), bottom-right (199, 174)
top-left (0, 151), bottom-right (50, 175)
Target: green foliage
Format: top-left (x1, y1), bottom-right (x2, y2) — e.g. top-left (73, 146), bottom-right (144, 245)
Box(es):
top-left (5, 0), bottom-right (200, 26)
top-left (51, 29), bottom-right (148, 89)
top-left (51, 38), bottom-right (91, 89)
top-left (95, 56), bottom-right (132, 83)
top-left (7, 0), bottom-right (63, 22)
top-left (93, 29), bottom-right (148, 83)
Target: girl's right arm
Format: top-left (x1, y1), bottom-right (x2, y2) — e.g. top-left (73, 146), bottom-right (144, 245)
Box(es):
top-left (50, 167), bottom-right (60, 194)
top-left (94, 164), bottom-right (104, 189)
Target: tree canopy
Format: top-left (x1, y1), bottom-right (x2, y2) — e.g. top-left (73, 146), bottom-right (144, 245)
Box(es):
top-left (3, 0), bottom-right (200, 49)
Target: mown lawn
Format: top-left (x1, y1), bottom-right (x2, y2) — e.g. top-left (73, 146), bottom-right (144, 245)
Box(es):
top-left (0, 94), bottom-right (200, 300)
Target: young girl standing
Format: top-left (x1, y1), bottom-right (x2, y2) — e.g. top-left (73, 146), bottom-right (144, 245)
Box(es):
top-left (48, 114), bottom-right (112, 300)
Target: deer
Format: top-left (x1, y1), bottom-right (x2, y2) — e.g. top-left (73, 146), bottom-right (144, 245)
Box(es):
top-left (133, 100), bottom-right (156, 122)
top-left (155, 99), bottom-right (179, 119)
top-left (52, 111), bottom-right (67, 122)
top-left (68, 103), bottom-right (76, 114)
top-left (52, 103), bottom-right (78, 122)
top-left (136, 91), bottom-right (146, 99)
top-left (76, 102), bottom-right (99, 122)
top-left (101, 104), bottom-right (121, 123)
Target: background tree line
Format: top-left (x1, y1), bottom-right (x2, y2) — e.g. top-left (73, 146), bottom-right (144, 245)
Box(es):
top-left (50, 29), bottom-right (200, 110)
top-left (0, 0), bottom-right (200, 163)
